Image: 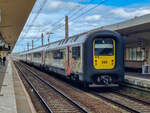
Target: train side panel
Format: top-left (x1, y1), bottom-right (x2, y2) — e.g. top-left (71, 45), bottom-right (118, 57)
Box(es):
top-left (45, 48), bottom-right (66, 75)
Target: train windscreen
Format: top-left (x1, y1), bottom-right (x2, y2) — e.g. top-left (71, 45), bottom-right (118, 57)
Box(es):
top-left (94, 38), bottom-right (114, 56)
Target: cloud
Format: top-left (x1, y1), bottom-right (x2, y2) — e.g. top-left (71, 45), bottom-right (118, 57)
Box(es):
top-left (14, 0), bottom-right (150, 53)
top-left (85, 15), bottom-right (101, 22)
top-left (24, 2), bottom-right (150, 38)
top-left (35, 0), bottom-right (82, 13)
top-left (111, 7), bottom-right (150, 18)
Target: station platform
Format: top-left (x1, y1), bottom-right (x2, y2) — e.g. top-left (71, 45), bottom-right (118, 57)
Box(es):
top-left (0, 59), bottom-right (36, 113)
top-left (125, 73), bottom-right (150, 88)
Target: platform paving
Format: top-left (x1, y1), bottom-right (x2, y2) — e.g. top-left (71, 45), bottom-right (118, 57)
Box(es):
top-left (0, 62), bottom-right (8, 92)
top-left (125, 74), bottom-right (150, 88)
top-left (126, 72), bottom-right (150, 79)
top-left (0, 59), bottom-right (36, 113)
top-left (0, 61), bottom-right (17, 113)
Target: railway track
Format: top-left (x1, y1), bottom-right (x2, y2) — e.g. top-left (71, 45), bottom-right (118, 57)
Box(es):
top-left (15, 61), bottom-right (150, 113)
top-left (111, 90), bottom-right (150, 105)
top-left (91, 89), bottom-right (150, 113)
top-left (17, 61), bottom-right (123, 113)
top-left (15, 62), bottom-right (89, 113)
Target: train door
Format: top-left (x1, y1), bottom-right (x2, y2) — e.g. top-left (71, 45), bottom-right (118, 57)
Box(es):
top-left (147, 48), bottom-right (150, 64)
top-left (66, 46), bottom-right (71, 76)
top-left (26, 54), bottom-right (27, 62)
top-left (31, 53), bottom-right (32, 62)
top-left (70, 45), bottom-right (82, 74)
top-left (42, 50), bottom-right (44, 65)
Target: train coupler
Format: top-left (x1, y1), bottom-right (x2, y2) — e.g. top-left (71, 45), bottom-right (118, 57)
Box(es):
top-left (95, 75), bottom-right (112, 85)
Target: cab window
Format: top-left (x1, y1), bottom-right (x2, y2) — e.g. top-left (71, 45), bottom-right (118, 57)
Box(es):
top-left (94, 38), bottom-right (114, 56)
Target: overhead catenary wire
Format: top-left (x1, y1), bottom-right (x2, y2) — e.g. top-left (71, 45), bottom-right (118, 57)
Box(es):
top-left (17, 0), bottom-right (108, 52)
top-left (68, 0), bottom-right (94, 20)
top-left (32, 0), bottom-right (108, 47)
top-left (25, 0), bottom-right (93, 44)
top-left (41, 0), bottom-right (88, 33)
top-left (32, 0), bottom-right (89, 44)
top-left (21, 0), bottom-right (48, 40)
top-left (47, 0), bottom-right (94, 33)
top-left (52, 0), bottom-right (108, 32)
top-left (70, 0), bottom-right (108, 22)
top-left (16, 0), bottom-right (48, 51)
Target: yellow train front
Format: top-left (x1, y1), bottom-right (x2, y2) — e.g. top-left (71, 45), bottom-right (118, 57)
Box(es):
top-left (83, 30), bottom-right (124, 85)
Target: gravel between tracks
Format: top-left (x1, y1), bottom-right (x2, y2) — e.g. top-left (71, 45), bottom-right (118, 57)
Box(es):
top-left (22, 62), bottom-right (123, 113)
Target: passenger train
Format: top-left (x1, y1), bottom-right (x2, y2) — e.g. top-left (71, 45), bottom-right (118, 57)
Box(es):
top-left (17, 30), bottom-right (124, 87)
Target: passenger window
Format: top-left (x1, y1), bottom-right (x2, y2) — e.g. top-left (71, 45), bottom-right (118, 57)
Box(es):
top-left (47, 51), bottom-right (52, 59)
top-left (53, 50), bottom-right (63, 59)
top-left (72, 46), bottom-right (80, 60)
top-left (34, 52), bottom-right (41, 58)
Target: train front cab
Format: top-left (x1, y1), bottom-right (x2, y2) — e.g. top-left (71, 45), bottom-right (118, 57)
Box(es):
top-left (84, 31), bottom-right (124, 85)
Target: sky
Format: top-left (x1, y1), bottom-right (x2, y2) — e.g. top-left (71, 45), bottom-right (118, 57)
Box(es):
top-left (13, 0), bottom-right (150, 53)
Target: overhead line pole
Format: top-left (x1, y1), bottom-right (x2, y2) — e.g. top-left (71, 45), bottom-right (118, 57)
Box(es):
top-left (41, 33), bottom-right (44, 46)
top-left (65, 16), bottom-right (69, 39)
top-left (32, 40), bottom-right (34, 49)
top-left (47, 32), bottom-right (51, 44)
top-left (27, 43), bottom-right (29, 51)
top-left (48, 36), bottom-right (50, 43)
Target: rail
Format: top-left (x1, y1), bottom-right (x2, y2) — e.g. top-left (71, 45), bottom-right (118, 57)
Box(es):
top-left (15, 61), bottom-right (89, 113)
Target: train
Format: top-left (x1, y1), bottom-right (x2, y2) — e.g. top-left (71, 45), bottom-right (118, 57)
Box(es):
top-left (17, 30), bottom-right (124, 87)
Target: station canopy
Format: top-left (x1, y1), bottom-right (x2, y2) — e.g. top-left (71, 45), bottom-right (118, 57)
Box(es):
top-left (0, 0), bottom-right (35, 51)
top-left (91, 14), bottom-right (150, 47)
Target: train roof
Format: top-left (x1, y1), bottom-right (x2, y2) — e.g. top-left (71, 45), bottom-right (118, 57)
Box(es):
top-left (20, 46), bottom-right (46, 55)
top-left (18, 30), bottom-right (121, 55)
top-left (46, 33), bottom-right (88, 50)
top-left (19, 33), bottom-right (89, 55)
